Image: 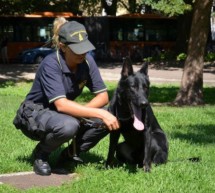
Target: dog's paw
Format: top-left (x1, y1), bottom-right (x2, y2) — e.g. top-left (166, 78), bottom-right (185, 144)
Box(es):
top-left (106, 158), bottom-right (120, 168)
top-left (105, 160), bottom-right (114, 168)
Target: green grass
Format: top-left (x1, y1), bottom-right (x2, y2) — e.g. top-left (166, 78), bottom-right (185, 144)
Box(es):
top-left (0, 81), bottom-right (215, 193)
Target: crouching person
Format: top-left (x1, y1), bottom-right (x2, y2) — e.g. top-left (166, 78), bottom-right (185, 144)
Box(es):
top-left (13, 21), bottom-right (119, 176)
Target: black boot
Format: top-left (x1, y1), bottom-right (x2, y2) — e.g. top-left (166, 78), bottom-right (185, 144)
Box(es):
top-left (32, 145), bottom-right (51, 176)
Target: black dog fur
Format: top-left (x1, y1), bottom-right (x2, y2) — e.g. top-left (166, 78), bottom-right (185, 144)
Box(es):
top-left (106, 57), bottom-right (168, 172)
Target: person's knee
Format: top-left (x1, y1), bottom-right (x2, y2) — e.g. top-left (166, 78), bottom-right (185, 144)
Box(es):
top-left (55, 118), bottom-right (80, 140)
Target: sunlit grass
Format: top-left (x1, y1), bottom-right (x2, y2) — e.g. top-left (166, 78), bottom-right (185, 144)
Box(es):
top-left (0, 81), bottom-right (215, 192)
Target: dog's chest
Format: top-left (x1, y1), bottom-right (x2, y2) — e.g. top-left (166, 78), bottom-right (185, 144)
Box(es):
top-left (121, 126), bottom-right (144, 148)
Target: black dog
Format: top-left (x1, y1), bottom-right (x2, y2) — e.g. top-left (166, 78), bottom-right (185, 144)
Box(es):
top-left (106, 57), bottom-right (168, 172)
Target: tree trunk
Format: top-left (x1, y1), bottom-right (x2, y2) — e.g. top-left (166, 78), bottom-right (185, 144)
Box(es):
top-left (128, 0), bottom-right (137, 13)
top-left (174, 0), bottom-right (213, 106)
top-left (102, 0), bottom-right (117, 15)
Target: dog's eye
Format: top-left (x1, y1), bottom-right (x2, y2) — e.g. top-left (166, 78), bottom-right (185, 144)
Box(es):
top-left (143, 86), bottom-right (149, 92)
top-left (130, 84), bottom-right (137, 89)
top-left (142, 84), bottom-right (147, 90)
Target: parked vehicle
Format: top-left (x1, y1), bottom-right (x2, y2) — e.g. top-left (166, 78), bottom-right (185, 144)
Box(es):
top-left (1, 12), bottom-right (177, 63)
top-left (19, 41), bottom-right (55, 64)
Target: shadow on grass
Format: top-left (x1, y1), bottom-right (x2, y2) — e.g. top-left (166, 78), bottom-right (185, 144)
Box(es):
top-left (81, 151), bottom-right (138, 174)
top-left (0, 79), bottom-right (33, 88)
top-left (76, 85), bottom-right (215, 105)
top-left (80, 151), bottom-right (105, 164)
top-left (16, 147), bottom-right (140, 174)
top-left (16, 147), bottom-right (105, 169)
top-left (0, 80), bottom-right (16, 88)
top-left (171, 124), bottom-right (215, 144)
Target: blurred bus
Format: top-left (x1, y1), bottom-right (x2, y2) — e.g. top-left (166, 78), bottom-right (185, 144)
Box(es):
top-left (0, 12), bottom-right (177, 63)
top-left (0, 12), bottom-right (76, 63)
top-left (85, 13), bottom-right (177, 62)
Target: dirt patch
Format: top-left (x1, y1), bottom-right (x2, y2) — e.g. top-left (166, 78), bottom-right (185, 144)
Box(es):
top-left (0, 171), bottom-right (78, 190)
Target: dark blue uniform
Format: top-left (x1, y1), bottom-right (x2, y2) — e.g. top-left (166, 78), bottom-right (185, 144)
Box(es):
top-left (23, 51), bottom-right (109, 154)
top-left (26, 51), bottom-right (107, 108)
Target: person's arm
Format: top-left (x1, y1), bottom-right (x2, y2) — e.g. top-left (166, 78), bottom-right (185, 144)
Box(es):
top-left (85, 91), bottom-right (109, 108)
top-left (54, 97), bottom-right (119, 131)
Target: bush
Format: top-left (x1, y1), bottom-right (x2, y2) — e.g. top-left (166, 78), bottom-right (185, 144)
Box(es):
top-left (205, 52), bottom-right (215, 62)
top-left (176, 53), bottom-right (187, 61)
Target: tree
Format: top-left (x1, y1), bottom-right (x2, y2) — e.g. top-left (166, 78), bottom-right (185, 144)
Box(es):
top-left (144, 0), bottom-right (214, 105)
top-left (174, 0), bottom-right (213, 105)
top-left (102, 0), bottom-right (118, 15)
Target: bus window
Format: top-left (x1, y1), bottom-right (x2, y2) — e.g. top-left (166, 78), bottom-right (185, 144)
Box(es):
top-left (145, 29), bottom-right (166, 41)
top-left (117, 28), bottom-right (123, 40)
top-left (38, 26), bottom-right (52, 42)
top-left (0, 25), bottom-right (13, 41)
top-left (126, 28), bottom-right (143, 41)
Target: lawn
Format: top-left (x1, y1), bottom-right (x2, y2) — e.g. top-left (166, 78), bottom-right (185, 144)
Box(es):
top-left (0, 81), bottom-right (215, 193)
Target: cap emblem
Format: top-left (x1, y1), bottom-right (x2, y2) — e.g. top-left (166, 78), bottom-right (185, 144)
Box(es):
top-left (79, 33), bottom-right (83, 41)
top-left (70, 30), bottom-right (86, 42)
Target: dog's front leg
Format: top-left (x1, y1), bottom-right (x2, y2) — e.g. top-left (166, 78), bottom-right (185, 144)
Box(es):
top-left (106, 130), bottom-right (120, 167)
top-left (143, 114), bottom-right (152, 172)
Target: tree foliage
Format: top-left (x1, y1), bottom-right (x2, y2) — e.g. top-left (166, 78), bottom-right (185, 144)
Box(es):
top-left (0, 0), bottom-right (82, 15)
top-left (0, 0), bottom-right (144, 16)
top-left (143, 0), bottom-right (192, 16)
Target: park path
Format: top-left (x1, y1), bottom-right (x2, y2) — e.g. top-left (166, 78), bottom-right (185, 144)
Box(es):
top-left (0, 63), bottom-right (215, 86)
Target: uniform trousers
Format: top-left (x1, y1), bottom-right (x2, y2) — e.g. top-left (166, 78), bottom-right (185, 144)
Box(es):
top-left (34, 110), bottom-right (109, 154)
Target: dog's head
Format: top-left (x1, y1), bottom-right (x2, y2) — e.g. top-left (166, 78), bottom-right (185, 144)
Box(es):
top-left (116, 57), bottom-right (150, 131)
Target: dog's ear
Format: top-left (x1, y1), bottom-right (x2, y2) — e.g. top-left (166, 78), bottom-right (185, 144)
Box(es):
top-left (139, 62), bottom-right (148, 75)
top-left (121, 56), bottom-right (133, 78)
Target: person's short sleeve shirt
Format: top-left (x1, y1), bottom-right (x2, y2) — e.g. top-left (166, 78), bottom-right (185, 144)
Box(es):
top-left (26, 51), bottom-right (107, 108)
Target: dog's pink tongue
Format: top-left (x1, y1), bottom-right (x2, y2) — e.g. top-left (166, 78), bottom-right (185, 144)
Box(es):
top-left (133, 105), bottom-right (144, 131)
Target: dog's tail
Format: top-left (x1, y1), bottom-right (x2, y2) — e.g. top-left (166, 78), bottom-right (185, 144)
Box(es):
top-left (169, 157), bottom-right (201, 163)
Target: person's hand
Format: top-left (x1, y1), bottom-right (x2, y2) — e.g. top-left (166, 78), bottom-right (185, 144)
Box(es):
top-left (99, 109), bottom-right (120, 131)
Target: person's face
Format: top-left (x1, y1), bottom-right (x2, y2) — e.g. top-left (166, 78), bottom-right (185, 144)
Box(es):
top-left (60, 43), bottom-right (86, 69)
